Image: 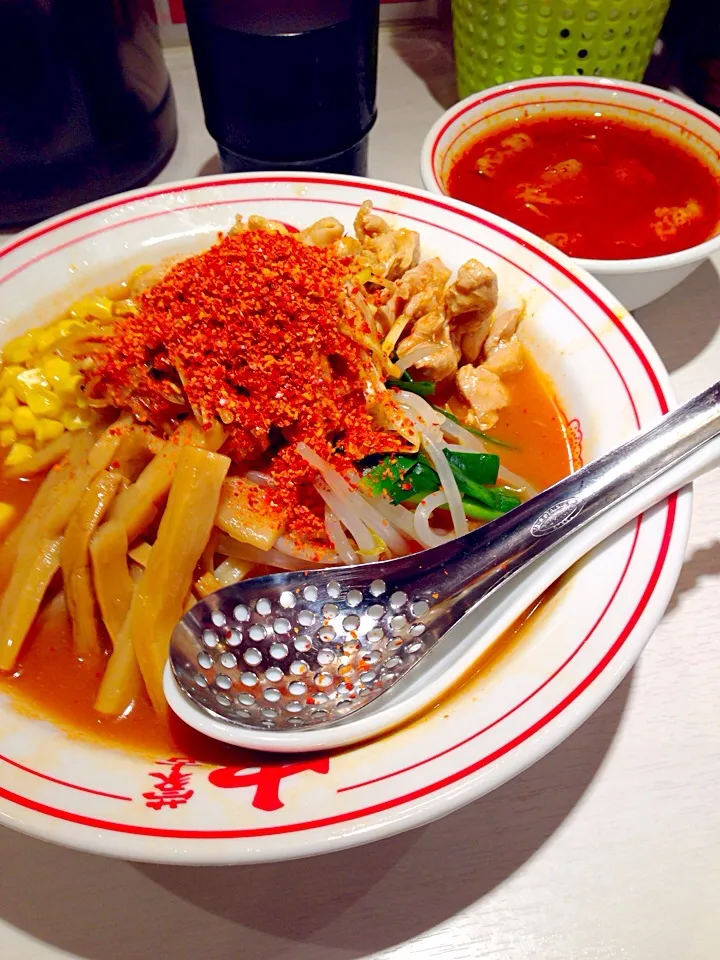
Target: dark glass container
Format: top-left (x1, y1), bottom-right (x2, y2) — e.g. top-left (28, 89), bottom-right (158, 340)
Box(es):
top-left (183, 0), bottom-right (379, 176)
top-left (655, 0), bottom-right (720, 114)
top-left (0, 0), bottom-right (177, 228)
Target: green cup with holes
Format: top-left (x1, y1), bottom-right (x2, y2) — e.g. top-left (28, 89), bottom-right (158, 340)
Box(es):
top-left (451, 0), bottom-right (671, 98)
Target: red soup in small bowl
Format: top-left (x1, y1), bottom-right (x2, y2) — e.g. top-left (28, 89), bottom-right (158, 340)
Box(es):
top-left (421, 77), bottom-right (720, 310)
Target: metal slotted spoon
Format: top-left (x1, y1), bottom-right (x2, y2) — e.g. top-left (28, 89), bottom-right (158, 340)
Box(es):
top-left (165, 380), bottom-right (720, 753)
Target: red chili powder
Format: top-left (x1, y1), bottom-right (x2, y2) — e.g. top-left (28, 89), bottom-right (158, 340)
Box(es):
top-left (90, 228), bottom-right (402, 543)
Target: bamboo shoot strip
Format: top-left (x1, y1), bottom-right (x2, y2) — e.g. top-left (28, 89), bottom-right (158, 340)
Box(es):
top-left (0, 539), bottom-right (62, 671)
top-left (0, 424), bottom-right (126, 671)
top-left (0, 436), bottom-right (88, 588)
top-left (62, 470), bottom-right (122, 659)
top-left (105, 420), bottom-right (224, 544)
top-left (90, 421), bottom-right (223, 648)
top-left (90, 521), bottom-right (134, 647)
top-left (129, 447), bottom-right (230, 714)
top-left (94, 565), bottom-right (143, 717)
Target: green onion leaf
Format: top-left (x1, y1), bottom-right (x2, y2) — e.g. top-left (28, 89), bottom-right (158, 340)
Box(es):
top-left (361, 448), bottom-right (522, 520)
top-left (486, 485), bottom-right (523, 511)
top-left (461, 498), bottom-right (506, 521)
top-left (386, 378), bottom-right (436, 397)
top-left (361, 454), bottom-right (440, 505)
top-left (443, 449), bottom-right (500, 491)
top-left (424, 496), bottom-right (513, 522)
top-left (396, 460), bottom-right (440, 503)
top-left (361, 455), bottom-right (417, 499)
top-left (462, 485), bottom-right (522, 512)
top-left (401, 490), bottom-right (519, 521)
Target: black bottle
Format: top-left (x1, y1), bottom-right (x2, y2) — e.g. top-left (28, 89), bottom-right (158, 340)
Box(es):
top-left (183, 0), bottom-right (380, 176)
top-left (659, 0), bottom-right (720, 114)
top-left (0, 0), bottom-right (177, 228)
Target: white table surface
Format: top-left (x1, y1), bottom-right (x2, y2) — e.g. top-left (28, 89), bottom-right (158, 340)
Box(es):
top-left (3, 24), bottom-right (720, 960)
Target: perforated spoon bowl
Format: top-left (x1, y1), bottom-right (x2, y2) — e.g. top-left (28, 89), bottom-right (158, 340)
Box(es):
top-left (165, 381), bottom-right (720, 753)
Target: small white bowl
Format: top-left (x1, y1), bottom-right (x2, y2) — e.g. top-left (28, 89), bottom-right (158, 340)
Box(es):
top-left (421, 76), bottom-right (720, 311)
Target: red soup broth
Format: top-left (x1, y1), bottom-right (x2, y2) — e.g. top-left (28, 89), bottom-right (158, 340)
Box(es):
top-left (446, 113), bottom-right (720, 261)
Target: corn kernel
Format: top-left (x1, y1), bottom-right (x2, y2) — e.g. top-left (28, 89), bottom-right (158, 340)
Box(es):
top-left (69, 295), bottom-right (113, 321)
top-left (33, 327), bottom-right (60, 352)
top-left (66, 374), bottom-right (81, 396)
top-left (0, 366), bottom-right (22, 389)
top-left (129, 265), bottom-right (152, 286)
top-left (60, 409), bottom-right (90, 432)
top-left (15, 367), bottom-right (50, 392)
top-left (0, 388), bottom-right (18, 410)
top-left (0, 427), bottom-right (16, 447)
top-left (43, 356), bottom-right (72, 383)
top-left (12, 406), bottom-right (37, 435)
top-left (104, 279), bottom-right (129, 301)
top-left (26, 389), bottom-right (61, 418)
top-left (34, 418), bottom-right (66, 444)
top-left (43, 356), bottom-right (80, 401)
top-left (112, 298), bottom-right (139, 317)
top-left (15, 368), bottom-right (52, 406)
top-left (0, 405), bottom-right (12, 424)
top-left (0, 502), bottom-right (17, 537)
top-left (4, 442), bottom-right (34, 468)
top-left (55, 318), bottom-right (85, 338)
top-left (3, 334), bottom-right (35, 364)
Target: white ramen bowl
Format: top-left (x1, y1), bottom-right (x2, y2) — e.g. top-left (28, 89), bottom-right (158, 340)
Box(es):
top-left (421, 76), bottom-right (720, 311)
top-left (0, 173), bottom-right (690, 864)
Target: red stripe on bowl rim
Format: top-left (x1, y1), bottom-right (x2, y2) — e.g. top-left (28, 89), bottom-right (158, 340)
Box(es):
top-left (0, 753), bottom-right (132, 802)
top-left (0, 492), bottom-right (676, 840)
top-left (428, 78), bottom-right (720, 186)
top-left (341, 511), bottom-right (642, 793)
top-left (1, 194), bottom-right (646, 427)
top-left (0, 176), bottom-right (669, 416)
top-left (0, 174), bottom-right (680, 845)
top-left (433, 97), bottom-right (720, 193)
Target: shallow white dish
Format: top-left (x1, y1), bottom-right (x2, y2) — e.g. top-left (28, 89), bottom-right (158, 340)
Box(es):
top-left (420, 76), bottom-right (720, 311)
top-left (0, 173), bottom-right (690, 864)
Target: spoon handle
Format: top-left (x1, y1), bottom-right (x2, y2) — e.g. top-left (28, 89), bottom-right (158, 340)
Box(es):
top-left (433, 381), bottom-right (720, 615)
